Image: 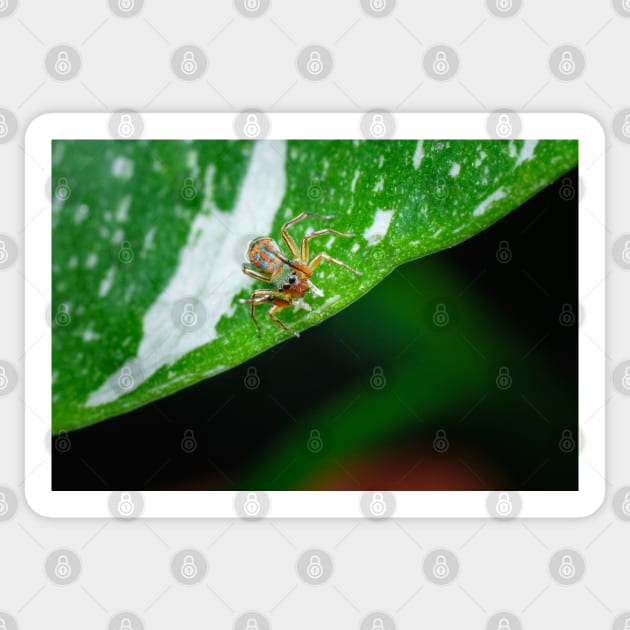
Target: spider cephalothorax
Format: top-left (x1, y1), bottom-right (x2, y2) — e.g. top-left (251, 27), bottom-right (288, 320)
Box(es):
top-left (239, 213), bottom-right (362, 338)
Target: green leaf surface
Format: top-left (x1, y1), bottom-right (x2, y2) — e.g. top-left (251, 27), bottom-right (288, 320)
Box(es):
top-left (52, 138), bottom-right (577, 432)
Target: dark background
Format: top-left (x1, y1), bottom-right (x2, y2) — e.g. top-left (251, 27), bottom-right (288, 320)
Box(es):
top-left (53, 168), bottom-right (578, 492)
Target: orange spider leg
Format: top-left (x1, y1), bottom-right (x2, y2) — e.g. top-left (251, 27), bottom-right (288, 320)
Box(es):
top-left (309, 252), bottom-right (362, 276)
top-left (268, 303), bottom-right (300, 338)
top-left (300, 228), bottom-right (355, 264)
top-left (280, 212), bottom-right (335, 259)
top-left (242, 264), bottom-right (271, 283)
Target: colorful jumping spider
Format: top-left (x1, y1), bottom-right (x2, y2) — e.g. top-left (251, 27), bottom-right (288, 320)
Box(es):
top-left (239, 213), bottom-right (362, 338)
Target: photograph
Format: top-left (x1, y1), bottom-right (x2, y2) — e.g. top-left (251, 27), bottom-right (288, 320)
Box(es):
top-left (50, 137), bottom-right (579, 492)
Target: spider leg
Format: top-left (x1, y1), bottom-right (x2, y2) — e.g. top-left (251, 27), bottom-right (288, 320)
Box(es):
top-left (309, 252), bottom-right (363, 276)
top-left (268, 303), bottom-right (300, 338)
top-left (300, 228), bottom-right (355, 264)
top-left (242, 263), bottom-right (272, 283)
top-left (280, 212), bottom-right (335, 259)
top-left (238, 289), bottom-right (283, 336)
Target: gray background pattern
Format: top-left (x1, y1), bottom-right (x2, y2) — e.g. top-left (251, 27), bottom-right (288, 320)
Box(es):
top-left (1, 0), bottom-right (629, 628)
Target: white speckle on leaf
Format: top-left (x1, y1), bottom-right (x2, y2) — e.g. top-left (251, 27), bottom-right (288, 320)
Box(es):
top-left (508, 141), bottom-right (518, 158)
top-left (111, 156), bottom-right (134, 180)
top-left (351, 243), bottom-right (360, 253)
top-left (111, 228), bottom-right (124, 245)
top-left (412, 140), bottom-right (424, 169)
top-left (116, 195), bottom-right (131, 222)
top-left (378, 155), bottom-right (384, 168)
top-left (350, 169), bottom-right (360, 192)
top-left (186, 150), bottom-right (199, 179)
top-left (449, 163), bottom-right (460, 177)
top-left (68, 256), bottom-right (78, 269)
top-left (143, 227), bottom-right (156, 251)
top-left (363, 208), bottom-right (394, 246)
top-left (82, 328), bottom-right (100, 342)
top-left (98, 267), bottom-right (116, 297)
top-left (325, 236), bottom-right (335, 249)
top-left (85, 253), bottom-right (98, 268)
top-left (515, 139), bottom-right (538, 166)
top-left (373, 177), bottom-right (384, 192)
top-left (74, 204), bottom-right (89, 224)
top-left (86, 140), bottom-right (287, 407)
top-left (472, 187), bottom-right (506, 217)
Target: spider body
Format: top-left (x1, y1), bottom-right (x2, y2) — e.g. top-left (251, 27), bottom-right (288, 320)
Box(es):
top-left (239, 213), bottom-right (362, 338)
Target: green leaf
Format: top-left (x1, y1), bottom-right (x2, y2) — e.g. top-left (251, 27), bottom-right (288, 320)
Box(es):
top-left (53, 138), bottom-right (577, 432)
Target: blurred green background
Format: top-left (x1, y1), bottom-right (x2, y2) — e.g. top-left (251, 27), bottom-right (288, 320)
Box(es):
top-left (53, 168), bottom-right (578, 492)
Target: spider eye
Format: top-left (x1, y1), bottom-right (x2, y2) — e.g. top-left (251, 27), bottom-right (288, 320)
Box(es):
top-left (288, 275), bottom-right (296, 284)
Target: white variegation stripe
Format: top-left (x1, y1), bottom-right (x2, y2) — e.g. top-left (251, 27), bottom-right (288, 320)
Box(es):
top-left (86, 140), bottom-right (287, 407)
